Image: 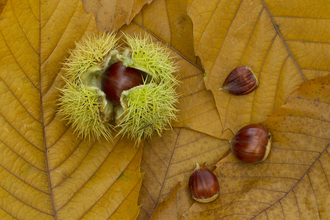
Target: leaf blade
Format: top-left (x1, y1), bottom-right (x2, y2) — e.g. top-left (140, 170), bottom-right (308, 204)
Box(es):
top-left (0, 0), bottom-right (144, 219)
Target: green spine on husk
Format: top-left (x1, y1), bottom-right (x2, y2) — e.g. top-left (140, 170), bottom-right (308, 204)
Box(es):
top-left (118, 82), bottom-right (178, 142)
top-left (119, 34), bottom-right (179, 85)
top-left (62, 33), bottom-right (119, 82)
top-left (57, 79), bottom-right (113, 141)
top-left (58, 32), bottom-right (179, 143)
top-left (58, 33), bottom-right (118, 141)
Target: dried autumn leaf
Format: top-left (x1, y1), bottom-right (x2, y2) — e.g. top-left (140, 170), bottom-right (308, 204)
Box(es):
top-left (137, 128), bottom-right (229, 219)
top-left (150, 182), bottom-right (193, 220)
top-left (179, 75), bottom-right (330, 219)
top-left (174, 62), bottom-right (223, 138)
top-left (130, 0), bottom-right (223, 138)
top-left (0, 0), bottom-right (7, 14)
top-left (82, 0), bottom-right (152, 32)
top-left (133, 0), bottom-right (196, 62)
top-left (188, 0), bottom-right (330, 137)
top-left (118, 1), bottom-right (226, 219)
top-left (0, 0), bottom-right (143, 219)
top-left (149, 149), bottom-right (232, 220)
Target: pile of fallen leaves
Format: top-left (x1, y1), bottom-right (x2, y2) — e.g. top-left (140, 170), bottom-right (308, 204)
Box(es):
top-left (0, 0), bottom-right (329, 219)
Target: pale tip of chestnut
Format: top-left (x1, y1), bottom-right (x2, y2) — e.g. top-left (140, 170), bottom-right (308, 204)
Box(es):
top-left (230, 124), bottom-right (272, 163)
top-left (261, 133), bottom-right (272, 162)
top-left (220, 66), bottom-right (258, 95)
top-left (189, 163), bottom-right (219, 203)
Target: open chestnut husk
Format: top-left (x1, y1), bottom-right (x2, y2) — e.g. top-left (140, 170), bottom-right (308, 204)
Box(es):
top-left (57, 33), bottom-right (178, 142)
top-left (220, 66), bottom-right (258, 95)
top-left (189, 163), bottom-right (219, 203)
top-left (230, 124), bottom-right (271, 163)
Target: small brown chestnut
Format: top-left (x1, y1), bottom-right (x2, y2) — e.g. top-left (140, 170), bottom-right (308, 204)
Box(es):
top-left (220, 66), bottom-right (258, 95)
top-left (102, 62), bottom-right (144, 106)
top-left (230, 124), bottom-right (271, 163)
top-left (189, 163), bottom-right (219, 203)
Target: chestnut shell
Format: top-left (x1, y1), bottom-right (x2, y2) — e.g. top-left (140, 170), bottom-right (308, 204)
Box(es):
top-left (102, 62), bottom-right (144, 106)
top-left (221, 66), bottom-right (258, 95)
top-left (231, 124), bottom-right (271, 163)
top-left (189, 164), bottom-right (219, 203)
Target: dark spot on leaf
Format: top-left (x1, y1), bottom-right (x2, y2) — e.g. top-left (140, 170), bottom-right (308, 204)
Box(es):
top-left (117, 172), bottom-right (125, 180)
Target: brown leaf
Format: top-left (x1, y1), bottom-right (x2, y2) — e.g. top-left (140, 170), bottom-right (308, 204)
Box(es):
top-left (137, 128), bottom-right (229, 219)
top-left (82, 0), bottom-right (152, 32)
top-left (0, 0), bottom-right (143, 219)
top-left (150, 182), bottom-right (193, 220)
top-left (188, 0), bottom-right (330, 137)
top-left (179, 75), bottom-right (330, 219)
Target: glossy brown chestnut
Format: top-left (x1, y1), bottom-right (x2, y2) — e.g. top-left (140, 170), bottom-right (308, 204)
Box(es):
top-left (230, 124), bottom-right (271, 163)
top-left (189, 163), bottom-right (219, 203)
top-left (102, 62), bottom-right (144, 106)
top-left (220, 66), bottom-right (258, 95)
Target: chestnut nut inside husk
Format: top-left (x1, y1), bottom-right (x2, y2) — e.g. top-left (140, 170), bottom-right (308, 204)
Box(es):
top-left (230, 124), bottom-right (272, 163)
top-left (101, 61), bottom-right (144, 106)
top-left (189, 163), bottom-right (219, 203)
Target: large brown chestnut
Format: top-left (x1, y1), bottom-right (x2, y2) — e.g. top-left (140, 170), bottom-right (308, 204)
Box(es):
top-left (102, 62), bottom-right (144, 106)
top-left (189, 163), bottom-right (219, 203)
top-left (230, 124), bottom-right (271, 163)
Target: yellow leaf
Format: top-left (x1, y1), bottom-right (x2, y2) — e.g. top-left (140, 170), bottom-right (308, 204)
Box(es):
top-left (133, 0), bottom-right (196, 62)
top-left (0, 0), bottom-right (143, 219)
top-left (174, 53), bottom-right (223, 138)
top-left (82, 0), bottom-right (152, 32)
top-left (120, 2), bottom-right (228, 218)
top-left (180, 75), bottom-right (330, 219)
top-left (0, 0), bottom-right (7, 14)
top-left (130, 0), bottom-right (223, 138)
top-left (188, 0), bottom-right (330, 137)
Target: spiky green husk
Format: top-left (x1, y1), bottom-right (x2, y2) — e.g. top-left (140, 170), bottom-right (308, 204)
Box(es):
top-left (120, 34), bottom-right (179, 85)
top-left (58, 80), bottom-right (113, 141)
top-left (58, 33), bottom-right (118, 141)
top-left (117, 83), bottom-right (178, 142)
top-left (58, 33), bottom-right (179, 142)
top-left (62, 33), bottom-right (119, 82)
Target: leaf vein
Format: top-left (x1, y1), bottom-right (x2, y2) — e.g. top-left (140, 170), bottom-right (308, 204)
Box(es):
top-left (10, 0), bottom-right (38, 54)
top-left (0, 77), bottom-right (41, 123)
top-left (252, 143), bottom-right (330, 219)
top-left (41, 3), bottom-right (79, 65)
top-left (272, 55), bottom-right (289, 111)
top-left (49, 139), bottom-right (83, 171)
top-left (56, 139), bottom-right (122, 211)
top-left (142, 158), bottom-right (162, 186)
top-left (47, 126), bottom-right (71, 150)
top-left (0, 139), bottom-right (46, 172)
top-left (52, 141), bottom-right (96, 188)
top-left (0, 184), bottom-right (52, 216)
top-left (155, 128), bottom-right (181, 207)
top-left (0, 30), bottom-right (39, 90)
top-left (0, 113), bottom-right (44, 152)
top-left (318, 159), bottom-right (330, 191)
top-left (0, 162), bottom-right (49, 194)
top-left (250, 34), bottom-right (277, 124)
top-left (260, 0), bottom-right (306, 81)
top-left (77, 146), bottom-right (142, 219)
